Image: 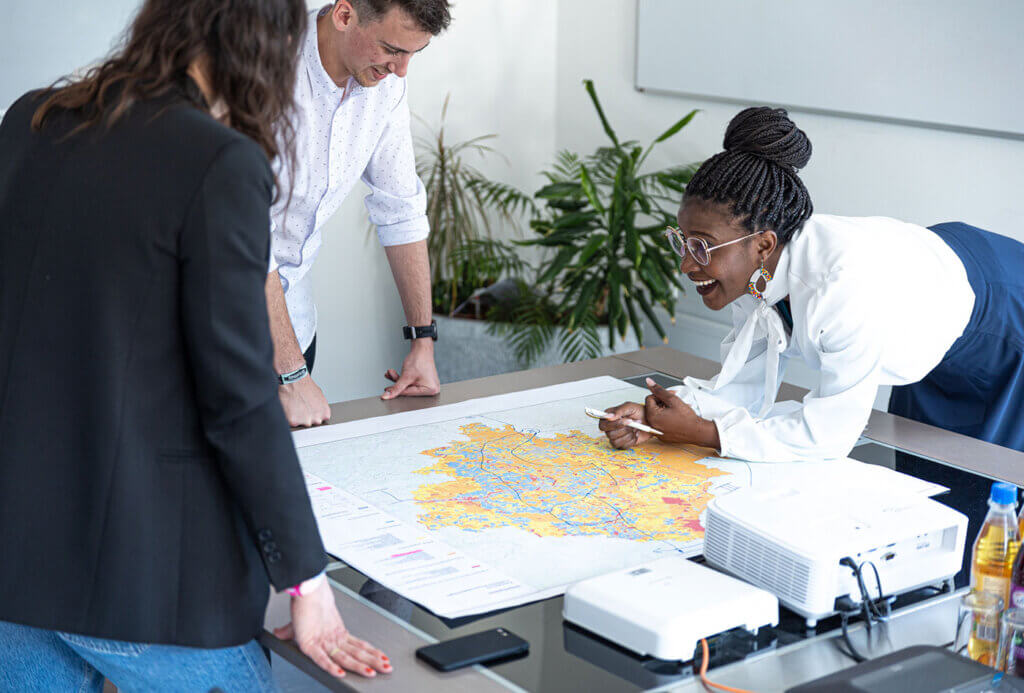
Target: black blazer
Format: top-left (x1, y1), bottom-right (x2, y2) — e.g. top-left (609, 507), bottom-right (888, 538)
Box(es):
top-left (0, 86), bottom-right (326, 647)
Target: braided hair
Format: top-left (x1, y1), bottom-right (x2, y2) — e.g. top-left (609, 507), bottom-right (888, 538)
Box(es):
top-left (685, 107), bottom-right (813, 244)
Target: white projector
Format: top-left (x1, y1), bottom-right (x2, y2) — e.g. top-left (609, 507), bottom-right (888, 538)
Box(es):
top-left (703, 482), bottom-right (967, 627)
top-left (563, 556), bottom-right (779, 660)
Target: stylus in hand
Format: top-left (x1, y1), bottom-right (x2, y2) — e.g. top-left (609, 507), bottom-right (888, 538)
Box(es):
top-left (585, 407), bottom-right (664, 436)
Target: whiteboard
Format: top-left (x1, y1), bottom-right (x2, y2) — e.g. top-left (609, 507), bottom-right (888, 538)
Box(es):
top-left (635, 0), bottom-right (1024, 139)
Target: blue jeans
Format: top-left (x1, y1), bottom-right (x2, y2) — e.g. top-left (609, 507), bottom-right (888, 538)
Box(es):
top-left (0, 619), bottom-right (278, 692)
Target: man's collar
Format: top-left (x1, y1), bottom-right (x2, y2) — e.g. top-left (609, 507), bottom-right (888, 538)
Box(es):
top-left (306, 8), bottom-right (349, 100)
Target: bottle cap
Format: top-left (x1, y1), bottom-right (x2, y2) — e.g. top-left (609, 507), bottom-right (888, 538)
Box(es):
top-left (991, 482), bottom-right (1017, 506)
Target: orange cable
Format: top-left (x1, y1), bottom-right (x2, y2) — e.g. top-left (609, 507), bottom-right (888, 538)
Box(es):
top-left (699, 638), bottom-right (755, 693)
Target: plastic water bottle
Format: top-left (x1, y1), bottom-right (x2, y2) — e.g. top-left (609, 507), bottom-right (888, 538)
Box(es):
top-left (972, 482), bottom-right (1020, 608)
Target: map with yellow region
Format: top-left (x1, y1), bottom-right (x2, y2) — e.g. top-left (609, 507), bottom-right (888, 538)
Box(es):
top-left (295, 376), bottom-right (752, 616)
top-left (414, 423), bottom-right (725, 548)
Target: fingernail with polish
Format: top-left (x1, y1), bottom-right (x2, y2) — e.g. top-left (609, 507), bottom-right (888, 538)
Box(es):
top-left (365, 667), bottom-right (375, 675)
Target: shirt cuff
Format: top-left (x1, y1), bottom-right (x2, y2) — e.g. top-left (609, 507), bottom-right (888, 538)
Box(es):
top-left (376, 216), bottom-right (429, 247)
top-left (668, 384), bottom-right (701, 416)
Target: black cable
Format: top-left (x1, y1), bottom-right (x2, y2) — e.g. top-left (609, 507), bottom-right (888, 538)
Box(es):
top-left (840, 558), bottom-right (871, 603)
top-left (841, 557), bottom-right (874, 633)
top-left (834, 556), bottom-right (897, 663)
top-left (837, 611), bottom-right (868, 663)
top-left (859, 561), bottom-right (892, 622)
top-left (862, 561), bottom-right (884, 600)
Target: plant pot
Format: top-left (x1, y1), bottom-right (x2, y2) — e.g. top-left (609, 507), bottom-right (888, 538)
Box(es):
top-left (433, 314), bottom-right (641, 384)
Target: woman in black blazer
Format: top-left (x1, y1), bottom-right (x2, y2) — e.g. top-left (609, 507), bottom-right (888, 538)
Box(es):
top-left (0, 0), bottom-right (390, 688)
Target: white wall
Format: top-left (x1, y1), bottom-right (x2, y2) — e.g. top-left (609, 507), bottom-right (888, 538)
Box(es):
top-left (554, 0), bottom-right (1024, 400)
top-left (5, 0), bottom-right (1020, 405)
top-left (310, 2), bottom-right (558, 402)
top-left (0, 0), bottom-right (140, 108)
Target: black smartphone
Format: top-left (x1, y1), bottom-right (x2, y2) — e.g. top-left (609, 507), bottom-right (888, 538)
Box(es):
top-left (415, 628), bottom-right (529, 672)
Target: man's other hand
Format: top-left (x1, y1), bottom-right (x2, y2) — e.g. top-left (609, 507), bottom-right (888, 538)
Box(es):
top-left (382, 342), bottom-right (440, 400)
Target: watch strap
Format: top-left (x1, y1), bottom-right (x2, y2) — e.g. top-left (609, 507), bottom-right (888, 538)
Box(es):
top-left (403, 320), bottom-right (438, 341)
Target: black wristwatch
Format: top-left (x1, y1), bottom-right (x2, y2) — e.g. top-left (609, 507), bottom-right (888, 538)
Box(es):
top-left (403, 320), bottom-right (438, 341)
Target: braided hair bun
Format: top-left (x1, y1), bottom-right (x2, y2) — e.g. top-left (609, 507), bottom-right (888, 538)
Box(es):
top-left (684, 106), bottom-right (814, 243)
top-left (723, 107), bottom-right (812, 170)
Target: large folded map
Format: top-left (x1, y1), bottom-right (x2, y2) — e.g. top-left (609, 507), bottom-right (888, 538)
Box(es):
top-left (292, 376), bottom-right (940, 618)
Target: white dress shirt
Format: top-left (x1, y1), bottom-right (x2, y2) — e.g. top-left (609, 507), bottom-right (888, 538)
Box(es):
top-left (669, 215), bottom-right (975, 463)
top-left (269, 7), bottom-right (429, 352)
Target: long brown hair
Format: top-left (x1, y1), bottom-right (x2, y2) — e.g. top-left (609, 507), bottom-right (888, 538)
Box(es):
top-left (31, 0), bottom-right (307, 194)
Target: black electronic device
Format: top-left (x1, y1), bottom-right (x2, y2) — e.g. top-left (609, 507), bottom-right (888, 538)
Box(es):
top-left (415, 628), bottom-right (529, 672)
top-left (787, 645), bottom-right (1024, 692)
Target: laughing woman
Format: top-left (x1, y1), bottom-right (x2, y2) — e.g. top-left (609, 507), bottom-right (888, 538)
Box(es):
top-left (600, 107), bottom-right (1024, 562)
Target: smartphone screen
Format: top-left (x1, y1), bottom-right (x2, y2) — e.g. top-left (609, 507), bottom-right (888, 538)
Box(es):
top-left (415, 628), bottom-right (529, 672)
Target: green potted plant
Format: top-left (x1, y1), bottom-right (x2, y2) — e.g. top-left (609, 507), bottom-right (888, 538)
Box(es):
top-left (488, 80), bottom-right (701, 366)
top-left (409, 96), bottom-right (539, 382)
top-left (414, 94), bottom-right (534, 317)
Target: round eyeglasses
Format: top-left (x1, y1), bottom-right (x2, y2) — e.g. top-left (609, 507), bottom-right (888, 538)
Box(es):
top-left (664, 226), bottom-right (760, 266)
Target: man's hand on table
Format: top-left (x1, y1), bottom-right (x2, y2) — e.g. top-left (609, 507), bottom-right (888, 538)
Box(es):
top-left (279, 376), bottom-right (331, 427)
top-left (274, 578), bottom-right (392, 680)
top-left (382, 340), bottom-right (440, 400)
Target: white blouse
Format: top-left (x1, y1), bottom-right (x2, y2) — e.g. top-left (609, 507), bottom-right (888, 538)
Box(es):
top-left (669, 215), bottom-right (975, 463)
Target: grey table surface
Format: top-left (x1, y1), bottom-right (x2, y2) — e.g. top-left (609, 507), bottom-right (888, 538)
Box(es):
top-left (261, 346), bottom-right (1016, 692)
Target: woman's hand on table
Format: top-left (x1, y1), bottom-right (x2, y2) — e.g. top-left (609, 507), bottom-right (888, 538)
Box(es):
top-left (274, 578), bottom-right (392, 679)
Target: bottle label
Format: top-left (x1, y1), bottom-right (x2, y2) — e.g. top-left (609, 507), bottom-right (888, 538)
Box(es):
top-left (974, 618), bottom-right (999, 644)
top-left (1012, 585), bottom-right (1024, 609)
top-left (980, 575), bottom-right (1011, 605)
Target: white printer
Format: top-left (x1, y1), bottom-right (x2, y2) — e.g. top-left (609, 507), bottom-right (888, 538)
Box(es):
top-left (703, 481), bottom-right (967, 627)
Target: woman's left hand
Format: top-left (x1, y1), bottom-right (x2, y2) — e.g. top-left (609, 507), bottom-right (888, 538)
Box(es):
top-left (643, 378), bottom-right (721, 450)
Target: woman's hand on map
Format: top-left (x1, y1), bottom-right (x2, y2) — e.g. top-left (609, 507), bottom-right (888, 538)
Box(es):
top-left (274, 578), bottom-right (392, 679)
top-left (599, 402), bottom-right (654, 449)
top-left (643, 379), bottom-right (722, 451)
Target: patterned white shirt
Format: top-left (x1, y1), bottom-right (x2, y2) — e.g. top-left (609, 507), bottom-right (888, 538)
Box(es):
top-left (269, 7), bottom-right (429, 352)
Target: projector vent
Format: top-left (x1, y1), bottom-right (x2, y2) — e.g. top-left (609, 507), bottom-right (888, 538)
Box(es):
top-left (705, 510), bottom-right (811, 605)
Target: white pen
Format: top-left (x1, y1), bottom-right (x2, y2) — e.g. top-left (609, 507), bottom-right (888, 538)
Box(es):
top-left (584, 407), bottom-right (664, 436)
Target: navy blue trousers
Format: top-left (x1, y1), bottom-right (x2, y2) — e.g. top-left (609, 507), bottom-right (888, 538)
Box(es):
top-left (891, 222), bottom-right (1024, 584)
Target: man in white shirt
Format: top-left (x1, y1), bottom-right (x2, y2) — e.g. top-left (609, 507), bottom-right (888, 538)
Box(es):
top-left (267, 0), bottom-right (450, 426)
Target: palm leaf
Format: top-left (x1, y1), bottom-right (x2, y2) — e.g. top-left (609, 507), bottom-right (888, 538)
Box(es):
top-left (582, 79), bottom-right (620, 148)
top-left (559, 311), bottom-right (601, 362)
